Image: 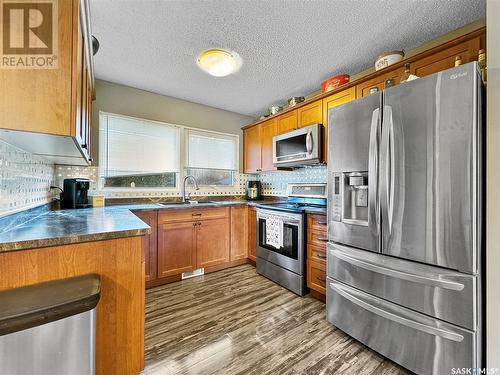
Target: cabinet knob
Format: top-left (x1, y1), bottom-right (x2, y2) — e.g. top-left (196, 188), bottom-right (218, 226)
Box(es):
top-left (81, 143), bottom-right (88, 149)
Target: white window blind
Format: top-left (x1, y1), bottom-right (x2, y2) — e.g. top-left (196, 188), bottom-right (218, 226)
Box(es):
top-left (186, 129), bottom-right (237, 171)
top-left (100, 114), bottom-right (180, 177)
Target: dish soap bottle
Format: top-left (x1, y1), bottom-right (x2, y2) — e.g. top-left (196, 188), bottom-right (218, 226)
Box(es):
top-left (400, 63), bottom-right (418, 83)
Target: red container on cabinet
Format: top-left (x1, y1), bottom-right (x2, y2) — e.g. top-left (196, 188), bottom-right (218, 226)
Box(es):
top-left (321, 74), bottom-right (350, 92)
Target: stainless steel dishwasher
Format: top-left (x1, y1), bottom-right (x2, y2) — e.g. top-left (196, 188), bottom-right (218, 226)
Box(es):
top-left (0, 274), bottom-right (101, 375)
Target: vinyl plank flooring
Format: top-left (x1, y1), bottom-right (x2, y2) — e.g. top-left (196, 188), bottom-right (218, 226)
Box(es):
top-left (141, 264), bottom-right (409, 375)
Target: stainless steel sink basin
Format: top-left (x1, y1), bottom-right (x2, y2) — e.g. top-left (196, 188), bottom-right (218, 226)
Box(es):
top-left (157, 201), bottom-right (218, 206)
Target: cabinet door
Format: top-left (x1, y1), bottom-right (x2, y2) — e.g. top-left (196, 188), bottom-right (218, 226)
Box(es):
top-left (157, 221), bottom-right (196, 277)
top-left (411, 38), bottom-right (481, 78)
top-left (260, 118), bottom-right (277, 171)
top-left (0, 0), bottom-right (73, 135)
top-left (243, 125), bottom-right (262, 173)
top-left (248, 207), bottom-right (257, 262)
top-left (277, 110), bottom-right (298, 134)
top-left (133, 210), bottom-right (158, 282)
top-left (322, 87), bottom-right (356, 162)
top-left (356, 68), bottom-right (405, 98)
top-left (297, 100), bottom-right (323, 128)
top-left (230, 206), bottom-right (249, 261)
top-left (307, 259), bottom-right (326, 294)
top-left (196, 218), bottom-right (230, 268)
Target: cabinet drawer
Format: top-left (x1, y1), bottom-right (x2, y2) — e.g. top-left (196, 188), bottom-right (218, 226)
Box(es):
top-left (307, 214), bottom-right (327, 232)
top-left (158, 207), bottom-right (230, 223)
top-left (308, 244), bottom-right (326, 264)
top-left (308, 229), bottom-right (328, 249)
top-left (307, 259), bottom-right (326, 295)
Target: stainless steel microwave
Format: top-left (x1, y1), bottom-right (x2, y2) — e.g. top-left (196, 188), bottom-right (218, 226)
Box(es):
top-left (273, 123), bottom-right (323, 167)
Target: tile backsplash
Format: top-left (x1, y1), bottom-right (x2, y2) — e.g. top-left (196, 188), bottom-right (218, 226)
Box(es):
top-left (258, 166), bottom-right (327, 196)
top-left (54, 164), bottom-right (327, 198)
top-left (0, 140), bottom-right (55, 217)
top-left (0, 141), bottom-right (327, 217)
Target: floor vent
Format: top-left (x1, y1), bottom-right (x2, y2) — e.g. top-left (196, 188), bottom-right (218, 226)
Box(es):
top-left (182, 268), bottom-right (204, 280)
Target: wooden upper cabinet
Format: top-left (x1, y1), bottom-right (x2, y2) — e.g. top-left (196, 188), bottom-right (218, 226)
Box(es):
top-left (260, 118), bottom-right (277, 171)
top-left (356, 67), bottom-right (405, 98)
top-left (157, 221), bottom-right (196, 278)
top-left (0, 0), bottom-right (74, 135)
top-left (133, 210), bottom-right (158, 283)
top-left (297, 100), bottom-right (323, 128)
top-left (277, 110), bottom-right (298, 134)
top-left (410, 38), bottom-right (481, 78)
top-left (196, 218), bottom-right (230, 268)
top-left (243, 124), bottom-right (262, 173)
top-left (322, 87), bottom-right (356, 162)
top-left (0, 0), bottom-right (94, 164)
top-left (230, 206), bottom-right (249, 261)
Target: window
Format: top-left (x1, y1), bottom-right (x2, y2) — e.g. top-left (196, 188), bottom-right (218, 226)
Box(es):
top-left (99, 113), bottom-right (180, 188)
top-left (185, 129), bottom-right (238, 186)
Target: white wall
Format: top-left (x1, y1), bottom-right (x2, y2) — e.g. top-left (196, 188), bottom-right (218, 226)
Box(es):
top-left (91, 80), bottom-right (253, 171)
top-left (487, 0), bottom-right (500, 368)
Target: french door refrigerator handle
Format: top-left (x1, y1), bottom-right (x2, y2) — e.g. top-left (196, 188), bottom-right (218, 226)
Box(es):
top-left (328, 281), bottom-right (465, 342)
top-left (331, 247), bottom-right (465, 291)
top-left (380, 105), bottom-right (393, 236)
top-left (368, 108), bottom-right (380, 236)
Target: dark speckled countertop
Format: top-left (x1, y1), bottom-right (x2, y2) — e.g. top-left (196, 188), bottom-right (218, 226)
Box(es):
top-left (0, 199), bottom-right (325, 253)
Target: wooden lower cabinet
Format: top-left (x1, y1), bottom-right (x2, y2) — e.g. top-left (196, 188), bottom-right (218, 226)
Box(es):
top-left (307, 259), bottom-right (326, 295)
top-left (196, 217), bottom-right (230, 268)
top-left (157, 221), bottom-right (196, 277)
top-left (0, 237), bottom-right (145, 375)
top-left (306, 213), bottom-right (327, 297)
top-left (133, 210), bottom-right (158, 282)
top-left (152, 207), bottom-right (240, 287)
top-left (230, 206), bottom-right (249, 261)
top-left (248, 207), bottom-right (257, 262)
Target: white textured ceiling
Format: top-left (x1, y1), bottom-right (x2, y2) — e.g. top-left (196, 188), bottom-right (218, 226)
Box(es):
top-left (90, 0), bottom-right (485, 117)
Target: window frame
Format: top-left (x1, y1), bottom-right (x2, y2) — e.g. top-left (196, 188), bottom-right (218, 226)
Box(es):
top-left (98, 111), bottom-right (240, 193)
top-left (184, 127), bottom-right (239, 187)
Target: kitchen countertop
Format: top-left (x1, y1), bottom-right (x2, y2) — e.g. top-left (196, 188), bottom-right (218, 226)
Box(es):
top-left (0, 199), bottom-right (325, 253)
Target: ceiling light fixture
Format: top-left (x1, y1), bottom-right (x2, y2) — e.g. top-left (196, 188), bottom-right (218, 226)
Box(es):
top-left (197, 49), bottom-right (241, 77)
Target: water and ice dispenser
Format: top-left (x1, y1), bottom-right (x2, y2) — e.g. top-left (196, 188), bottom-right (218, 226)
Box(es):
top-left (331, 171), bottom-right (369, 226)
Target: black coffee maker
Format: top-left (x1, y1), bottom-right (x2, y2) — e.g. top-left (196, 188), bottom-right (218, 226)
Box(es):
top-left (61, 178), bottom-right (91, 209)
top-left (245, 180), bottom-right (262, 200)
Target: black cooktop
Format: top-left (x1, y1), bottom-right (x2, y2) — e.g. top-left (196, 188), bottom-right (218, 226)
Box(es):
top-left (255, 197), bottom-right (326, 214)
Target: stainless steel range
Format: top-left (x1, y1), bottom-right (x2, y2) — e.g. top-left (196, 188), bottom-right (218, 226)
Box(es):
top-left (255, 183), bottom-right (327, 296)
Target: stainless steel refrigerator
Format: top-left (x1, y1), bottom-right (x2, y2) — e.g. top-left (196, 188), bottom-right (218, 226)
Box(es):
top-left (326, 62), bottom-right (483, 375)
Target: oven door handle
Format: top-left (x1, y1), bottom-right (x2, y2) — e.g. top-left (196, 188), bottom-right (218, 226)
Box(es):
top-left (258, 217), bottom-right (301, 226)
